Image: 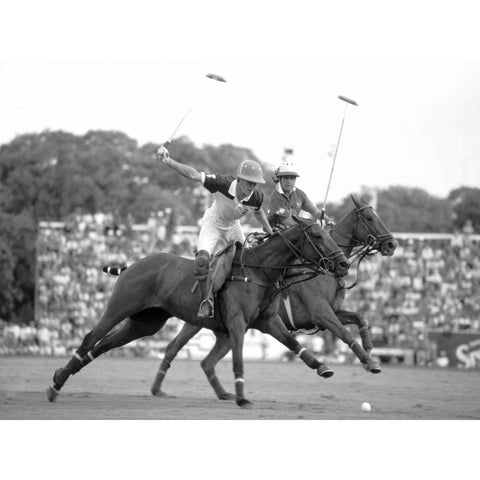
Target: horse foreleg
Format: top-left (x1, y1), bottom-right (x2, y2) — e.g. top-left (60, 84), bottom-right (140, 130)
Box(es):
top-left (227, 321), bottom-right (251, 408)
top-left (151, 322), bottom-right (202, 396)
top-left (201, 332), bottom-right (234, 400)
top-left (335, 309), bottom-right (374, 353)
top-left (257, 314), bottom-right (334, 378)
top-left (323, 310), bottom-right (380, 374)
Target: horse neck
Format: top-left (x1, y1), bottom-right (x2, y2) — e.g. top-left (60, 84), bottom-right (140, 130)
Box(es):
top-left (246, 231), bottom-right (300, 281)
top-left (330, 211), bottom-right (356, 258)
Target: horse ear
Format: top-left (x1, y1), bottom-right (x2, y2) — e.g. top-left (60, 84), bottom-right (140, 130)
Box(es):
top-left (351, 194), bottom-right (361, 208)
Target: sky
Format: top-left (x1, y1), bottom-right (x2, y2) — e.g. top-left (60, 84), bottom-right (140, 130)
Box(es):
top-left (1, 2), bottom-right (480, 206)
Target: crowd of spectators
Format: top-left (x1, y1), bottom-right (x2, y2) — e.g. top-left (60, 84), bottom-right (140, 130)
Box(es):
top-left (0, 214), bottom-right (479, 369)
top-left (340, 229), bottom-right (480, 367)
top-left (0, 212), bottom-right (192, 357)
top-left (345, 233), bottom-right (480, 328)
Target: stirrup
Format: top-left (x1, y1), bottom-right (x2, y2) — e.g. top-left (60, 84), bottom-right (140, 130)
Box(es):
top-left (198, 298), bottom-right (214, 319)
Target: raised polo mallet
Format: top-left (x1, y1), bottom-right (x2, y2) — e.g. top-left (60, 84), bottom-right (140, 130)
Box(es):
top-left (163, 73), bottom-right (227, 148)
top-left (321, 95), bottom-right (358, 222)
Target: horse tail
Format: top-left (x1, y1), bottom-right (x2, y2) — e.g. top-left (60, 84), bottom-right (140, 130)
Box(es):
top-left (102, 265), bottom-right (127, 276)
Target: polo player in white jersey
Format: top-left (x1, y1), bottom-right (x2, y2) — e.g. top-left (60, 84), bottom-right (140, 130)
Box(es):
top-left (158, 145), bottom-right (273, 319)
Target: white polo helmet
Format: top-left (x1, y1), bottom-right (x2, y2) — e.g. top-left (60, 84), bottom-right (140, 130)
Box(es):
top-left (275, 161), bottom-right (299, 177)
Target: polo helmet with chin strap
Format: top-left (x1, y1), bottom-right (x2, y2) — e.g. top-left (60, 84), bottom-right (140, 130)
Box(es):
top-left (237, 159), bottom-right (265, 184)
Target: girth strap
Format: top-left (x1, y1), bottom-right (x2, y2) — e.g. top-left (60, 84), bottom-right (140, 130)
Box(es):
top-left (283, 293), bottom-right (296, 330)
top-left (229, 275), bottom-right (272, 288)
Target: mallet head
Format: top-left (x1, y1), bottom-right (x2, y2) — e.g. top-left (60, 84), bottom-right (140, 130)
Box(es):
top-left (206, 73), bottom-right (227, 83)
top-left (338, 95), bottom-right (358, 106)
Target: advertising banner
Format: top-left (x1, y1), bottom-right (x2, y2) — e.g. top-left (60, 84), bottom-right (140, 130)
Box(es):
top-left (428, 330), bottom-right (480, 369)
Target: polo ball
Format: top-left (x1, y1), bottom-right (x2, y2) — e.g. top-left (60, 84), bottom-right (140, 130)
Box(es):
top-left (361, 402), bottom-right (371, 412)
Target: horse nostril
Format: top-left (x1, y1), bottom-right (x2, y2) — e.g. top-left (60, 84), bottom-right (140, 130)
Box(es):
top-left (384, 240), bottom-right (397, 254)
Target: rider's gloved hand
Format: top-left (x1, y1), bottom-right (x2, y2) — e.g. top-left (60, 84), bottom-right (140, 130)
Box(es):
top-left (157, 145), bottom-right (170, 163)
top-left (324, 215), bottom-right (335, 227)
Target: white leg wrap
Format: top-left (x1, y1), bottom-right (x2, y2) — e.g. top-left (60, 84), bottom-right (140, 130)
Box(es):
top-left (87, 351), bottom-right (95, 361)
top-left (296, 347), bottom-right (306, 358)
top-left (74, 353), bottom-right (82, 361)
top-left (234, 378), bottom-right (245, 384)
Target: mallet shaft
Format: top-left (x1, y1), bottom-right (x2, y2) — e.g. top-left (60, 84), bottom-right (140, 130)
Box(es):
top-left (163, 72), bottom-right (227, 146)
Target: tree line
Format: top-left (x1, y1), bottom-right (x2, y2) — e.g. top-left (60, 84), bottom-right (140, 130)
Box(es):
top-left (1, 130), bottom-right (479, 323)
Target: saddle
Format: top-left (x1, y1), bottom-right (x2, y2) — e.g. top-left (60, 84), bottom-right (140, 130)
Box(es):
top-left (191, 240), bottom-right (240, 295)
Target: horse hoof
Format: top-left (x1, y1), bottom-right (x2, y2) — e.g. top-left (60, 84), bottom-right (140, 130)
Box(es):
top-left (151, 388), bottom-right (168, 397)
top-left (364, 361), bottom-right (381, 374)
top-left (369, 364), bottom-right (382, 374)
top-left (52, 367), bottom-right (65, 387)
top-left (237, 398), bottom-right (253, 409)
top-left (317, 365), bottom-right (334, 378)
top-left (46, 385), bottom-right (59, 403)
top-left (218, 392), bottom-right (236, 401)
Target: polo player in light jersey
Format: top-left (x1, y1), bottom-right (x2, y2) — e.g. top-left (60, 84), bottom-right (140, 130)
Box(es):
top-left (158, 145), bottom-right (273, 319)
top-left (267, 160), bottom-right (333, 228)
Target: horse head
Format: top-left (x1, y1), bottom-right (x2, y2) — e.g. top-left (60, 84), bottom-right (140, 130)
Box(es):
top-left (332, 195), bottom-right (397, 257)
top-left (278, 218), bottom-right (350, 278)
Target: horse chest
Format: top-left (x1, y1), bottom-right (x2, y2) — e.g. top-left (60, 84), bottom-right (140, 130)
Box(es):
top-left (222, 283), bottom-right (264, 320)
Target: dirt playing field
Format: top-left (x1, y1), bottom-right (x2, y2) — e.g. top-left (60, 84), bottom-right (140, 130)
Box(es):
top-left (1, 355), bottom-right (479, 420)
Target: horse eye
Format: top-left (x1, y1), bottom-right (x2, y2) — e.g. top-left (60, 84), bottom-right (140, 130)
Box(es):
top-left (366, 215), bottom-right (373, 221)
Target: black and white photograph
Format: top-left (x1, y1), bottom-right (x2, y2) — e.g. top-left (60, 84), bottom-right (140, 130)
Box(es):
top-left (1, 1), bottom-right (478, 479)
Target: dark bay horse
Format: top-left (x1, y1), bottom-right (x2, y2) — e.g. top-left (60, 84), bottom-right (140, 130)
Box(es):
top-left (278, 195), bottom-right (397, 370)
top-left (46, 219), bottom-right (349, 408)
top-left (150, 196), bottom-right (397, 400)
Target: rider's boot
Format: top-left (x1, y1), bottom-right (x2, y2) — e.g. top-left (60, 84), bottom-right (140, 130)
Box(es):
top-left (194, 250), bottom-right (214, 319)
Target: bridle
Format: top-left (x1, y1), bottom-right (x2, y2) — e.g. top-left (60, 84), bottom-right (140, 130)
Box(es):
top-left (276, 222), bottom-right (345, 274)
top-left (230, 223), bottom-right (344, 293)
top-left (333, 205), bottom-right (394, 259)
top-left (332, 205), bottom-right (395, 289)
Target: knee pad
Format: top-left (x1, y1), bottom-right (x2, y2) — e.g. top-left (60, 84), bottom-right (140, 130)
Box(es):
top-left (194, 250), bottom-right (210, 276)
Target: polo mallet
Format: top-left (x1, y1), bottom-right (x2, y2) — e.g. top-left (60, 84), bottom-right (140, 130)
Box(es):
top-left (320, 95), bottom-right (358, 222)
top-left (163, 73), bottom-right (227, 148)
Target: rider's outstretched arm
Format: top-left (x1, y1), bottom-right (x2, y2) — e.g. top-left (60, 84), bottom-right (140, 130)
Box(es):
top-left (157, 145), bottom-right (202, 183)
top-left (253, 209), bottom-right (274, 235)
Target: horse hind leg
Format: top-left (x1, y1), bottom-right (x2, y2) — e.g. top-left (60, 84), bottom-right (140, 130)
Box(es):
top-left (80, 311), bottom-right (170, 376)
top-left (201, 331), bottom-right (234, 400)
top-left (47, 309), bottom-right (168, 402)
top-left (151, 322), bottom-right (202, 397)
top-left (47, 320), bottom-right (120, 403)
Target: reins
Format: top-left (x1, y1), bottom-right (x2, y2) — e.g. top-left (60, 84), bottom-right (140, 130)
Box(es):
top-left (228, 223), bottom-right (341, 294)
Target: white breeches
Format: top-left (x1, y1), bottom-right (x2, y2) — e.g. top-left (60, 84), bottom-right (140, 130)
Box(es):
top-left (197, 219), bottom-right (245, 255)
